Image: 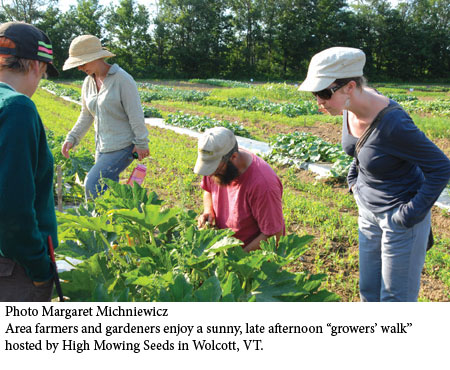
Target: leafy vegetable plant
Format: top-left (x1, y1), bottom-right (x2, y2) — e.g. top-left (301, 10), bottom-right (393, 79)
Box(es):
top-left (165, 112), bottom-right (253, 138)
top-left (56, 181), bottom-right (339, 302)
top-left (203, 96), bottom-right (320, 118)
top-left (267, 132), bottom-right (353, 178)
top-left (47, 130), bottom-right (94, 203)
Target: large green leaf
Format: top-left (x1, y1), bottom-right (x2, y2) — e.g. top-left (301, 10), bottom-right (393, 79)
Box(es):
top-left (98, 180), bottom-right (162, 211)
top-left (59, 253), bottom-right (115, 301)
top-left (194, 275), bottom-right (222, 302)
top-left (260, 234), bottom-right (313, 262)
top-left (110, 205), bottom-right (178, 231)
top-left (58, 213), bottom-right (117, 233)
top-left (158, 274), bottom-right (194, 302)
top-left (221, 272), bottom-right (244, 302)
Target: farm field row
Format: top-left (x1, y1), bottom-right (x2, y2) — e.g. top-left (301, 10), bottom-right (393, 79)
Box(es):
top-left (34, 81), bottom-right (450, 301)
top-left (46, 79), bottom-right (450, 155)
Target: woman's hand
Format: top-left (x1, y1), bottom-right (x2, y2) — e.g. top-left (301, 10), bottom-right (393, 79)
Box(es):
top-left (132, 146), bottom-right (149, 160)
top-left (61, 141), bottom-right (73, 159)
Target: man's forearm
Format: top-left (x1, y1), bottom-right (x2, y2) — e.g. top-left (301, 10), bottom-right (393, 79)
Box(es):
top-left (243, 230), bottom-right (283, 253)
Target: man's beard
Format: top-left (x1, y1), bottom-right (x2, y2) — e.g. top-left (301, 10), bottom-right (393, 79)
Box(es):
top-left (211, 160), bottom-right (240, 186)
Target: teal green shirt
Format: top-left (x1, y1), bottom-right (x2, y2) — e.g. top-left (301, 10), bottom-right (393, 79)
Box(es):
top-left (0, 82), bottom-right (57, 281)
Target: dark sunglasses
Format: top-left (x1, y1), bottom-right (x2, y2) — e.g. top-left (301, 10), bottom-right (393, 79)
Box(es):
top-left (312, 82), bottom-right (348, 100)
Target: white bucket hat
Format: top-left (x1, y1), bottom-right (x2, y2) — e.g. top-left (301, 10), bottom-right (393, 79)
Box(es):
top-left (298, 47), bottom-right (366, 92)
top-left (62, 35), bottom-right (115, 71)
top-left (194, 127), bottom-right (238, 176)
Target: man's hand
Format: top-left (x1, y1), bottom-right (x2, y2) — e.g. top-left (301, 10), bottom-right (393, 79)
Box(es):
top-left (198, 212), bottom-right (215, 229)
top-left (199, 191), bottom-right (215, 229)
top-left (132, 146), bottom-right (150, 160)
top-left (243, 230), bottom-right (283, 253)
top-left (61, 141), bottom-right (74, 158)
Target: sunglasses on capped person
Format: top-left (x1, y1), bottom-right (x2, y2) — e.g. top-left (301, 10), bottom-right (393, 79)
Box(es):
top-left (312, 81), bottom-right (348, 100)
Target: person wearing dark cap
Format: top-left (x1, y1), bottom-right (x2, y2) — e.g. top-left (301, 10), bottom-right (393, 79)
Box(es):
top-left (194, 127), bottom-right (285, 252)
top-left (299, 47), bottom-right (450, 302)
top-left (0, 22), bottom-right (59, 301)
top-left (61, 35), bottom-right (149, 199)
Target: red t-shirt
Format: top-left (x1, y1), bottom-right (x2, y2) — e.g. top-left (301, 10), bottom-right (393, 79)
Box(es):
top-left (201, 152), bottom-right (285, 246)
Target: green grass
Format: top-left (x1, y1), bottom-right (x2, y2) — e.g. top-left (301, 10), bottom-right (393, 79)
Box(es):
top-left (423, 237), bottom-right (450, 300)
top-left (411, 114), bottom-right (450, 140)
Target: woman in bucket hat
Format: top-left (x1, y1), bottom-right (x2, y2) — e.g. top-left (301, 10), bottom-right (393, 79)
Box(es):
top-left (61, 35), bottom-right (149, 199)
top-left (0, 22), bottom-right (59, 301)
top-left (299, 47), bottom-right (450, 302)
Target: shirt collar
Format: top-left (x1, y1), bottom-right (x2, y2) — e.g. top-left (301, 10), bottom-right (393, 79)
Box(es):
top-left (0, 81), bottom-right (16, 92)
top-left (107, 64), bottom-right (120, 75)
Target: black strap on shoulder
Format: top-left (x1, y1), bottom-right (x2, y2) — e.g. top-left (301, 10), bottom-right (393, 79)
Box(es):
top-left (355, 104), bottom-right (403, 163)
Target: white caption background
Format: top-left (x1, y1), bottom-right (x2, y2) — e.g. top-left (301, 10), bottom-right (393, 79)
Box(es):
top-left (1, 302), bottom-right (448, 369)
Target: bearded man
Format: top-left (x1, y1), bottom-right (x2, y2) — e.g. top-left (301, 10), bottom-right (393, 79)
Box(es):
top-left (194, 127), bottom-right (285, 252)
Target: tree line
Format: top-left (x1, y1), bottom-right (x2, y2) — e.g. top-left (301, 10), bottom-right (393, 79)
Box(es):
top-left (1, 0), bottom-right (449, 81)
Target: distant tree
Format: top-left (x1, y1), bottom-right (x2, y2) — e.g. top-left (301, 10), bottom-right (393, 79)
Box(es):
top-left (65, 0), bottom-right (104, 37)
top-left (0, 0), bottom-right (54, 23)
top-left (104, 0), bottom-right (153, 77)
top-left (36, 6), bottom-right (68, 74)
top-left (270, 0), bottom-right (317, 79)
top-left (154, 0), bottom-right (233, 78)
top-left (401, 0), bottom-right (450, 79)
top-left (227, 0), bottom-right (264, 77)
top-left (313, 0), bottom-right (353, 50)
top-left (351, 0), bottom-right (449, 80)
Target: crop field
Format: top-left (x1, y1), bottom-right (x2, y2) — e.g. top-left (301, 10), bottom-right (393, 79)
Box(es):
top-left (35, 79), bottom-right (450, 302)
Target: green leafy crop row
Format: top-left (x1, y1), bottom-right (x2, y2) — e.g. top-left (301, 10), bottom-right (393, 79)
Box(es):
top-left (385, 94), bottom-right (418, 102)
top-left (267, 132), bottom-right (353, 178)
top-left (56, 181), bottom-right (339, 302)
top-left (40, 80), bottom-right (81, 101)
top-left (203, 97), bottom-right (320, 118)
top-left (189, 78), bottom-right (253, 88)
top-left (46, 130), bottom-right (94, 203)
top-left (165, 112), bottom-right (253, 138)
top-left (143, 106), bottom-right (163, 118)
top-left (138, 83), bottom-right (210, 102)
top-left (402, 99), bottom-right (450, 117)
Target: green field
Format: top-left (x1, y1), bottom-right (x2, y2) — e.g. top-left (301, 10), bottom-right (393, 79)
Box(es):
top-left (34, 80), bottom-right (450, 302)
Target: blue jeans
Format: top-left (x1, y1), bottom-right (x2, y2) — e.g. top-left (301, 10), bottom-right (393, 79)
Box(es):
top-left (355, 193), bottom-right (431, 302)
top-left (85, 144), bottom-right (134, 199)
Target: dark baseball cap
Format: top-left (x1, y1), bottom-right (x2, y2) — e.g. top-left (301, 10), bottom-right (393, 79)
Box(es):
top-left (0, 21), bottom-right (58, 77)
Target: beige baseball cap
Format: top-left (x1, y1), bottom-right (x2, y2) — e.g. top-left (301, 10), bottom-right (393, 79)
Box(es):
top-left (298, 47), bottom-right (366, 92)
top-left (63, 35), bottom-right (115, 71)
top-left (194, 127), bottom-right (237, 176)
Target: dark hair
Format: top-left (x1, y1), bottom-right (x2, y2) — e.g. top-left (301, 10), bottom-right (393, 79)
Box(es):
top-left (0, 37), bottom-right (33, 73)
top-left (334, 76), bottom-right (367, 88)
top-left (222, 140), bottom-right (239, 162)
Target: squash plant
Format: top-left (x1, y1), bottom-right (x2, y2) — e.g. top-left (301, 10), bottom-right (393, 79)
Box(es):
top-left (56, 181), bottom-right (339, 302)
top-left (47, 130), bottom-right (94, 203)
top-left (267, 132), bottom-right (353, 179)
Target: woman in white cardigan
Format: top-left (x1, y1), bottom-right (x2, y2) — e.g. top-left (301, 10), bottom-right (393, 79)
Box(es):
top-left (61, 35), bottom-right (149, 199)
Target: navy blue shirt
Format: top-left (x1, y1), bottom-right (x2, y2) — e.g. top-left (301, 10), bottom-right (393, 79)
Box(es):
top-left (342, 100), bottom-right (450, 228)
